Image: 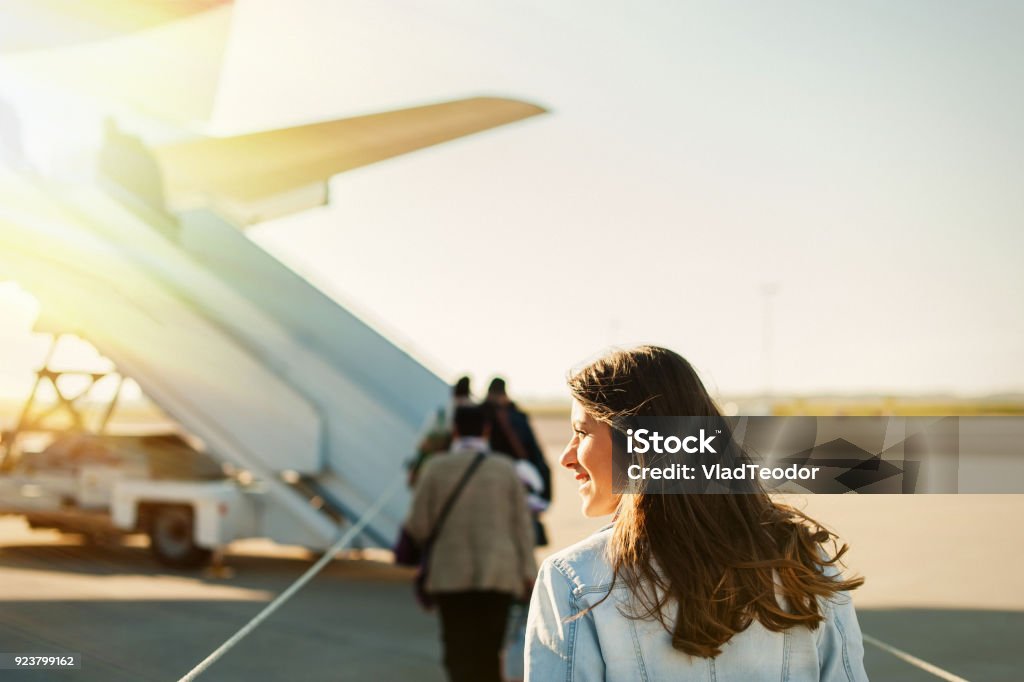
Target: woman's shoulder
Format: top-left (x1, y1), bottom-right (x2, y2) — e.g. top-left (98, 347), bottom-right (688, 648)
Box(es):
top-left (539, 525), bottom-right (618, 596)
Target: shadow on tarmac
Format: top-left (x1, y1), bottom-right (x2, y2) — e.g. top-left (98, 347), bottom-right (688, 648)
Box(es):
top-left (0, 542), bottom-right (442, 681)
top-left (2, 543), bottom-right (1021, 681)
top-left (860, 607), bottom-right (1024, 682)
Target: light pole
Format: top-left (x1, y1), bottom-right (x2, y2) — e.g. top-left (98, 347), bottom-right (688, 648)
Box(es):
top-left (760, 283), bottom-right (780, 402)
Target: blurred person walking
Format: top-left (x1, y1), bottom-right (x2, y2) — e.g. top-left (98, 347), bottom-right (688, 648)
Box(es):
top-left (481, 378), bottom-right (552, 682)
top-left (483, 377), bottom-right (552, 545)
top-left (405, 404), bottom-right (536, 682)
top-left (407, 376), bottom-right (474, 486)
top-left (525, 346), bottom-right (868, 681)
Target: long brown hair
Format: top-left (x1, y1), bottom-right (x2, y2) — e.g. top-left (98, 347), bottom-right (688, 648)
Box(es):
top-left (568, 345), bottom-right (863, 658)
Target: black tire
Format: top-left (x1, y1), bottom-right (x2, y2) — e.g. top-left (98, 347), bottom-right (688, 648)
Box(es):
top-left (147, 504), bottom-right (212, 568)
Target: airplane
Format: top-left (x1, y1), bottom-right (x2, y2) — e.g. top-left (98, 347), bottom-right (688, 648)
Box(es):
top-left (0, 0), bottom-right (546, 566)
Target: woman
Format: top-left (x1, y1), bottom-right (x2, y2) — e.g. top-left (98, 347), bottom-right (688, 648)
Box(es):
top-left (525, 346), bottom-right (868, 681)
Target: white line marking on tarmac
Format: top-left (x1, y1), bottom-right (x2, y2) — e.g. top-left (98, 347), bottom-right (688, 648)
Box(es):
top-left (177, 478), bottom-right (405, 682)
top-left (863, 633), bottom-right (971, 682)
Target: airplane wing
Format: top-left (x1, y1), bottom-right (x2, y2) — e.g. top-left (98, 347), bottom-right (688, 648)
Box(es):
top-left (132, 97), bottom-right (547, 225)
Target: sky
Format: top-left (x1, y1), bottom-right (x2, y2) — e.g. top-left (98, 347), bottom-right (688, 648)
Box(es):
top-left (2, 0), bottom-right (1023, 400)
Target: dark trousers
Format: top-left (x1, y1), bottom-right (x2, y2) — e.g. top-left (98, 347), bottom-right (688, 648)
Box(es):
top-left (435, 590), bottom-right (513, 682)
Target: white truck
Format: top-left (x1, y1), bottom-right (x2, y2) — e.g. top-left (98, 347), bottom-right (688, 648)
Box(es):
top-left (0, 431), bottom-right (245, 567)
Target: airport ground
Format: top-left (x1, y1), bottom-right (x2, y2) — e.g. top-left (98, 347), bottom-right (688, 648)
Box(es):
top-left (0, 415), bottom-right (1022, 681)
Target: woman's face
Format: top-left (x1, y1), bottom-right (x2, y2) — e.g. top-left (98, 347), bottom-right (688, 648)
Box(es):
top-left (561, 399), bottom-right (620, 517)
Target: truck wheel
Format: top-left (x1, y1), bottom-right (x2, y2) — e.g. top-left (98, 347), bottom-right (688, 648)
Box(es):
top-left (147, 505), bottom-right (212, 568)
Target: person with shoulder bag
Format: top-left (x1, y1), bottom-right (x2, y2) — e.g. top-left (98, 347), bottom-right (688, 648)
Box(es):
top-left (404, 404), bottom-right (537, 682)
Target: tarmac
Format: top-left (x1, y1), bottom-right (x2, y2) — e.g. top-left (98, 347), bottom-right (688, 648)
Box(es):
top-left (0, 415), bottom-right (1021, 681)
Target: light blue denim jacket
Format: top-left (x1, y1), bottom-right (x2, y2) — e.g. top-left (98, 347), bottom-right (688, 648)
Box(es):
top-left (525, 527), bottom-right (868, 681)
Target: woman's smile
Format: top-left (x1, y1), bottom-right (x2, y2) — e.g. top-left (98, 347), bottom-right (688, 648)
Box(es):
top-left (561, 399), bottom-right (619, 517)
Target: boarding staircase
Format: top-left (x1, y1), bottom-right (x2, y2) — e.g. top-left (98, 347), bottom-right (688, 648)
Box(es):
top-left (0, 165), bottom-right (449, 549)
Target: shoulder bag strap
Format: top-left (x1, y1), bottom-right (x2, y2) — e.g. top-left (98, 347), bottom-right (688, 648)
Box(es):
top-left (425, 452), bottom-right (486, 547)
